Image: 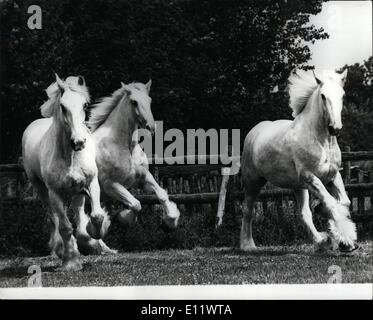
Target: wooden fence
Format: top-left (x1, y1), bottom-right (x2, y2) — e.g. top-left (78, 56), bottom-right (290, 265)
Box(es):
top-left (1, 148), bottom-right (373, 222)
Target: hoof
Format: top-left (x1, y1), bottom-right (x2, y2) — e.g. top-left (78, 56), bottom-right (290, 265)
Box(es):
top-left (99, 240), bottom-right (118, 255)
top-left (86, 215), bottom-right (104, 240)
top-left (162, 215), bottom-right (179, 230)
top-left (58, 258), bottom-right (83, 272)
top-left (162, 202), bottom-right (180, 229)
top-left (50, 242), bottom-right (64, 259)
top-left (339, 242), bottom-right (359, 253)
top-left (77, 234), bottom-right (102, 255)
top-left (240, 241), bottom-right (257, 252)
top-left (315, 232), bottom-right (334, 253)
top-left (117, 209), bottom-right (137, 226)
top-left (215, 216), bottom-right (223, 229)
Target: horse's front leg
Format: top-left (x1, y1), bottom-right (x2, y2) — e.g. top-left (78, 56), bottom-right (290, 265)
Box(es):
top-left (327, 172), bottom-right (358, 252)
top-left (71, 194), bottom-right (117, 255)
top-left (143, 171), bottom-right (180, 229)
top-left (48, 190), bottom-right (82, 271)
top-left (85, 177), bottom-right (111, 240)
top-left (104, 181), bottom-right (142, 226)
top-left (294, 189), bottom-right (330, 251)
top-left (301, 172), bottom-right (357, 251)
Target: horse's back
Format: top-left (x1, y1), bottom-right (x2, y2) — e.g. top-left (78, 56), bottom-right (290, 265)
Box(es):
top-left (22, 118), bottom-right (53, 179)
top-left (243, 119), bottom-right (292, 157)
top-left (241, 119), bottom-right (297, 188)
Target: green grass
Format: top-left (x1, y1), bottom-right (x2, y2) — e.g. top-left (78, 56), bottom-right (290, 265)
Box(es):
top-left (0, 242), bottom-right (372, 287)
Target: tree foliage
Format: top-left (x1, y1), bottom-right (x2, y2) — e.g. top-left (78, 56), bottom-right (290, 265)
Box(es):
top-left (339, 57), bottom-right (373, 151)
top-left (1, 0), bottom-right (328, 162)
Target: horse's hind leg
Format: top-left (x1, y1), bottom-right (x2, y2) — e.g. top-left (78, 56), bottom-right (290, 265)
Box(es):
top-left (293, 189), bottom-right (331, 252)
top-left (240, 178), bottom-right (266, 251)
top-left (71, 195), bottom-right (117, 255)
top-left (143, 171), bottom-right (180, 229)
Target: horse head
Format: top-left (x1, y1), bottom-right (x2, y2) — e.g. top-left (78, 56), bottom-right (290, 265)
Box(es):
top-left (313, 69), bottom-right (348, 137)
top-left (121, 80), bottom-right (155, 135)
top-left (54, 74), bottom-right (90, 151)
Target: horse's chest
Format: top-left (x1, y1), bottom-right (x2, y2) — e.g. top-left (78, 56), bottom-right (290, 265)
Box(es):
top-left (66, 168), bottom-right (91, 190)
top-left (53, 164), bottom-right (94, 194)
top-left (317, 148), bottom-right (341, 182)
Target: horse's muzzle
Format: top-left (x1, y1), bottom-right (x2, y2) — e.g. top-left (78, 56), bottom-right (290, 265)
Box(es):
top-left (71, 138), bottom-right (86, 151)
top-left (328, 126), bottom-right (341, 137)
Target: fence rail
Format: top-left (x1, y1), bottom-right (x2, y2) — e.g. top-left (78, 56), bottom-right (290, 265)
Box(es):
top-left (1, 148), bottom-right (373, 222)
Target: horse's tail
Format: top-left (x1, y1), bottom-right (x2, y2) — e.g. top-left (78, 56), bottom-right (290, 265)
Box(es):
top-left (216, 165), bottom-right (239, 228)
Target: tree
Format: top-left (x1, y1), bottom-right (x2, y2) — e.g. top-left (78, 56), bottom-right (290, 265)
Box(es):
top-left (338, 57), bottom-right (373, 151)
top-left (1, 0), bottom-right (328, 162)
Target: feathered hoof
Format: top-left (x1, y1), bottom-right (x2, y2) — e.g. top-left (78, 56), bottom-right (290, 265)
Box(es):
top-left (50, 241), bottom-right (64, 259)
top-left (314, 232), bottom-right (334, 253)
top-left (58, 257), bottom-right (83, 272)
top-left (76, 234), bottom-right (102, 255)
top-left (117, 209), bottom-right (137, 226)
top-left (162, 202), bottom-right (180, 230)
top-left (86, 215), bottom-right (105, 240)
top-left (161, 216), bottom-right (179, 232)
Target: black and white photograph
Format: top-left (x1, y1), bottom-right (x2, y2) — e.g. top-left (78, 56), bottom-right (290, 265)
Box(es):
top-left (0, 0), bottom-right (372, 302)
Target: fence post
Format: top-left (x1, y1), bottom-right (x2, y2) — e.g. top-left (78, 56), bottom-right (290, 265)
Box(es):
top-left (343, 146), bottom-right (351, 184)
top-left (357, 170), bottom-right (365, 215)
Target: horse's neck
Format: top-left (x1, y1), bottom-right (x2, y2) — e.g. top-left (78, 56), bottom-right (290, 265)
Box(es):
top-left (295, 88), bottom-right (331, 146)
top-left (105, 97), bottom-right (137, 150)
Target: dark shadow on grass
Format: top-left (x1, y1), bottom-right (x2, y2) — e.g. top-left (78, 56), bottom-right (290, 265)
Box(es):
top-left (0, 265), bottom-right (57, 279)
top-left (210, 247), bottom-right (308, 257)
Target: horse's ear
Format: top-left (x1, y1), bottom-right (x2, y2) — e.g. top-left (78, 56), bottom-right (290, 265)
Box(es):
top-left (145, 79), bottom-right (152, 94)
top-left (55, 73), bottom-right (65, 92)
top-left (121, 82), bottom-right (131, 95)
top-left (312, 70), bottom-right (323, 86)
top-left (78, 75), bottom-right (85, 86)
top-left (340, 69), bottom-right (348, 86)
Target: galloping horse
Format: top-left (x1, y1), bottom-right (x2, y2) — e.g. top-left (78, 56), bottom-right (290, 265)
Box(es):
top-left (219, 70), bottom-right (358, 253)
top-left (22, 75), bottom-right (109, 271)
top-left (69, 81), bottom-right (181, 254)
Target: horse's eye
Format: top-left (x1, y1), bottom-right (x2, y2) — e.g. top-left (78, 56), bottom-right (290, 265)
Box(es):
top-left (83, 103), bottom-right (89, 111)
top-left (321, 94), bottom-right (326, 101)
top-left (131, 100), bottom-right (138, 107)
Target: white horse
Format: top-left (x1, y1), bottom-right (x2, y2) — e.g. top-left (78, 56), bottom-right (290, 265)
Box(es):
top-left (22, 74), bottom-right (109, 271)
top-left (219, 69), bottom-right (358, 253)
top-left (68, 81), bottom-right (180, 254)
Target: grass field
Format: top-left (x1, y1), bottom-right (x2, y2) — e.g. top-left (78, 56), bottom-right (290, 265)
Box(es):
top-left (0, 242), bottom-right (372, 287)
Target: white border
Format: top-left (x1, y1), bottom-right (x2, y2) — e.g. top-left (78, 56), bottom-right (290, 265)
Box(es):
top-left (1, 284), bottom-right (372, 300)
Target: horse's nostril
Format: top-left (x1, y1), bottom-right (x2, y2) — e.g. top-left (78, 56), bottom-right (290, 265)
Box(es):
top-left (71, 139), bottom-right (86, 151)
top-left (328, 126), bottom-right (341, 136)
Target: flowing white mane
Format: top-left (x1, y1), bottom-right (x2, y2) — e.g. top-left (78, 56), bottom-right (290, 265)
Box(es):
top-left (40, 77), bottom-right (90, 118)
top-left (288, 71), bottom-right (318, 118)
top-left (88, 86), bottom-right (128, 132)
top-left (88, 82), bottom-right (149, 132)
